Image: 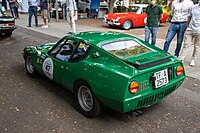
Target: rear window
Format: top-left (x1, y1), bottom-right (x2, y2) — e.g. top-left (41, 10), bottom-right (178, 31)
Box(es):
top-left (102, 40), bottom-right (150, 59)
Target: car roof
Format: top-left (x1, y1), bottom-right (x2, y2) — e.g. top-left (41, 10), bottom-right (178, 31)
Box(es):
top-left (68, 31), bottom-right (134, 47)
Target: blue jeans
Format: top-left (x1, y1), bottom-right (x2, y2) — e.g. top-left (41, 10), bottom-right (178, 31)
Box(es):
top-left (28, 6), bottom-right (38, 27)
top-left (9, 4), bottom-right (15, 17)
top-left (163, 22), bottom-right (187, 57)
top-left (145, 26), bottom-right (158, 46)
top-left (0, 3), bottom-right (2, 11)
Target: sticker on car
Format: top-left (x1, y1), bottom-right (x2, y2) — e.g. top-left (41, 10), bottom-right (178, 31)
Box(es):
top-left (42, 58), bottom-right (53, 79)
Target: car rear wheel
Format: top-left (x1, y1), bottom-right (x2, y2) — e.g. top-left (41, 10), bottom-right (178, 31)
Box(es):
top-left (122, 20), bottom-right (132, 30)
top-left (25, 55), bottom-right (37, 77)
top-left (74, 81), bottom-right (104, 118)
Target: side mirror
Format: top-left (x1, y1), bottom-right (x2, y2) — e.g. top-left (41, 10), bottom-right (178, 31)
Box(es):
top-left (93, 52), bottom-right (99, 58)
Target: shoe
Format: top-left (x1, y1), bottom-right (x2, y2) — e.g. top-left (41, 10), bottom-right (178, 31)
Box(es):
top-left (177, 56), bottom-right (184, 61)
top-left (189, 58), bottom-right (195, 67)
top-left (27, 25), bottom-right (31, 27)
top-left (68, 31), bottom-right (75, 34)
top-left (42, 25), bottom-right (48, 28)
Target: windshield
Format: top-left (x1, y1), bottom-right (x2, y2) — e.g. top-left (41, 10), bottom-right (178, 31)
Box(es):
top-left (129, 6), bottom-right (140, 13)
top-left (102, 40), bottom-right (150, 59)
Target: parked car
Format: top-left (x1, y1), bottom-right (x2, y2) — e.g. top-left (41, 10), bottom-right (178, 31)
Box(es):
top-left (23, 31), bottom-right (185, 118)
top-left (104, 4), bottom-right (168, 30)
top-left (0, 9), bottom-right (16, 36)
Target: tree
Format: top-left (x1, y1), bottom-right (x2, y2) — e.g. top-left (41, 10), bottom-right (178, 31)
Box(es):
top-left (109, 0), bottom-right (115, 13)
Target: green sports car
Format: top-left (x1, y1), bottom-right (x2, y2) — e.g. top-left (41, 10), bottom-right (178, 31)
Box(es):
top-left (23, 31), bottom-right (185, 118)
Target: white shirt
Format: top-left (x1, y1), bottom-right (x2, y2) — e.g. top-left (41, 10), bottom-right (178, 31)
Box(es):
top-left (187, 4), bottom-right (200, 32)
top-left (171, 0), bottom-right (194, 22)
top-left (66, 0), bottom-right (77, 11)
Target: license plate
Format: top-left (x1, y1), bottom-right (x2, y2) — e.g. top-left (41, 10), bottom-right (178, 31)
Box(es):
top-left (154, 69), bottom-right (169, 88)
top-left (107, 21), bottom-right (113, 25)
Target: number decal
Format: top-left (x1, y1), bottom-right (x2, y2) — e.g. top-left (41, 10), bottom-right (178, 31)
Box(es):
top-left (42, 58), bottom-right (53, 79)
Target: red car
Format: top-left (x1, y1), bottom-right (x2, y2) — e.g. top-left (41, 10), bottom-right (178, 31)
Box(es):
top-left (104, 4), bottom-right (168, 30)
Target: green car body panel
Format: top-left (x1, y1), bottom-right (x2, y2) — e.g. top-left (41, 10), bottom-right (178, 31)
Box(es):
top-left (23, 31), bottom-right (185, 113)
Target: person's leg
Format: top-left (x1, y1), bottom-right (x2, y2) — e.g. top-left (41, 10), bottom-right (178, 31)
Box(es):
top-left (13, 7), bottom-right (18, 18)
top-left (192, 32), bottom-right (200, 58)
top-left (178, 30), bottom-right (192, 60)
top-left (28, 7), bottom-right (33, 27)
top-left (145, 26), bottom-right (151, 44)
top-left (163, 23), bottom-right (177, 52)
top-left (189, 31), bottom-right (200, 66)
top-left (33, 6), bottom-right (38, 26)
top-left (9, 4), bottom-right (14, 17)
top-left (16, 7), bottom-right (19, 18)
top-left (0, 3), bottom-right (2, 10)
top-left (44, 10), bottom-right (48, 26)
top-left (163, 24), bottom-right (177, 52)
top-left (151, 27), bottom-right (158, 46)
top-left (71, 10), bottom-right (76, 33)
top-left (175, 23), bottom-right (187, 57)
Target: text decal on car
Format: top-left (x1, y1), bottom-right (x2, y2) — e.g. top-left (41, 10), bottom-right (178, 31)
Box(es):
top-left (42, 58), bottom-right (53, 79)
top-left (154, 69), bottom-right (169, 88)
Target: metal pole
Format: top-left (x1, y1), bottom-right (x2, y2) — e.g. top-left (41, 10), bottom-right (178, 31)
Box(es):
top-left (55, 0), bottom-right (59, 22)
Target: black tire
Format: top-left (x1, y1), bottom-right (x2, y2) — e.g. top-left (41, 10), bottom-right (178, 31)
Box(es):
top-left (25, 55), bottom-right (37, 77)
top-left (108, 24), bottom-right (114, 28)
top-left (122, 20), bottom-right (132, 30)
top-left (5, 32), bottom-right (12, 36)
top-left (74, 81), bottom-right (104, 118)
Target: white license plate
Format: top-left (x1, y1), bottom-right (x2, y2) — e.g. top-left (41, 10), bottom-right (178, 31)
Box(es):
top-left (154, 69), bottom-right (169, 88)
top-left (107, 21), bottom-right (113, 25)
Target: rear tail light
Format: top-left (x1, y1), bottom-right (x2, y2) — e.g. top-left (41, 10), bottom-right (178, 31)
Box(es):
top-left (6, 23), bottom-right (14, 26)
top-left (129, 81), bottom-right (139, 94)
top-left (176, 66), bottom-right (184, 76)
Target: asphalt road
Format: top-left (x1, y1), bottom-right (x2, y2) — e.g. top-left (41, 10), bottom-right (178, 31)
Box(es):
top-left (0, 27), bottom-right (200, 133)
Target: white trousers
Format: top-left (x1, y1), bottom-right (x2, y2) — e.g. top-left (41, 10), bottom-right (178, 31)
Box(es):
top-left (179, 30), bottom-right (200, 59)
top-left (67, 10), bottom-right (76, 33)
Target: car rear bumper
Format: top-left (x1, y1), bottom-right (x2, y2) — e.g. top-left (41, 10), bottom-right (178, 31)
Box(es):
top-left (0, 26), bottom-right (16, 33)
top-left (122, 77), bottom-right (185, 113)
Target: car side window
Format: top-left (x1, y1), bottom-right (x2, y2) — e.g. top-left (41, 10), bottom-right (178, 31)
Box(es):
top-left (49, 38), bottom-right (78, 61)
top-left (71, 42), bottom-right (90, 62)
top-left (50, 39), bottom-right (67, 56)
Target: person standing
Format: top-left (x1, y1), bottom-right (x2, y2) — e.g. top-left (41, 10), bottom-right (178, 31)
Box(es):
top-left (163, 0), bottom-right (194, 57)
top-left (13, 0), bottom-right (19, 18)
top-left (28, 0), bottom-right (39, 27)
top-left (8, 0), bottom-right (15, 17)
top-left (145, 0), bottom-right (163, 46)
top-left (178, 3), bottom-right (200, 66)
top-left (66, 0), bottom-right (77, 34)
top-left (40, 0), bottom-right (49, 28)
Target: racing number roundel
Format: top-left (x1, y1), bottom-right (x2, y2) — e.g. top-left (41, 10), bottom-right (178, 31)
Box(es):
top-left (42, 58), bottom-right (53, 79)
